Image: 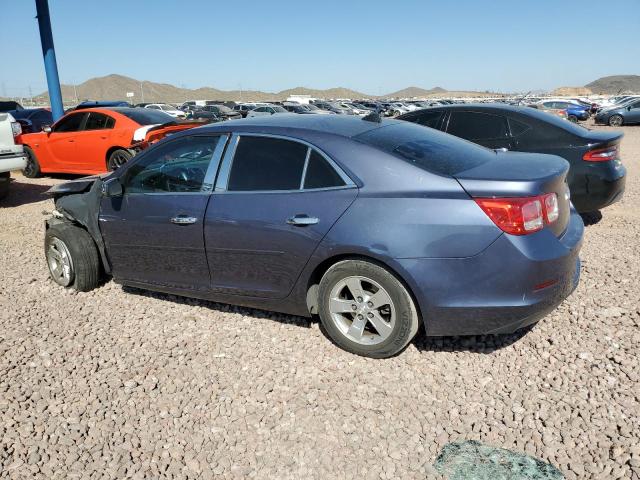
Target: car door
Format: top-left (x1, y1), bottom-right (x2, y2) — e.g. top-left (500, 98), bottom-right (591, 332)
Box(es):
top-left (99, 134), bottom-right (228, 290)
top-left (73, 111), bottom-right (116, 172)
top-left (44, 112), bottom-right (87, 170)
top-left (625, 100), bottom-right (640, 123)
top-left (445, 111), bottom-right (512, 150)
top-left (204, 134), bottom-right (358, 298)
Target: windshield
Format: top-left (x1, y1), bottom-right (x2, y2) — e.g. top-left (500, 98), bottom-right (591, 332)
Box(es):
top-left (306, 104), bottom-right (319, 110)
top-left (272, 106), bottom-right (287, 112)
top-left (114, 108), bottom-right (176, 125)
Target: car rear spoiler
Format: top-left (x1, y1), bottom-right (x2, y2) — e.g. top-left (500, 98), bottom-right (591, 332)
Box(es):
top-left (132, 120), bottom-right (209, 146)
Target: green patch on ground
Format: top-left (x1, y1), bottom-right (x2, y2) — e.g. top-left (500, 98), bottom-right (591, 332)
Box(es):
top-left (434, 440), bottom-right (564, 480)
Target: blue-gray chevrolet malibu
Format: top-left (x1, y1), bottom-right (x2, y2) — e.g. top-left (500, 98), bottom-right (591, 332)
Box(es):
top-left (44, 114), bottom-right (583, 358)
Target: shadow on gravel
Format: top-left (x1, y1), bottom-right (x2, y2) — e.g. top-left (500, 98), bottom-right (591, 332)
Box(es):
top-left (413, 325), bottom-right (533, 354)
top-left (0, 179), bottom-right (51, 207)
top-left (122, 286), bottom-right (313, 329)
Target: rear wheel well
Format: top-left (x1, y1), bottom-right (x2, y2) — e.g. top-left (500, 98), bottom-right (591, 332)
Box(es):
top-left (105, 146), bottom-right (131, 167)
top-left (305, 254), bottom-right (423, 322)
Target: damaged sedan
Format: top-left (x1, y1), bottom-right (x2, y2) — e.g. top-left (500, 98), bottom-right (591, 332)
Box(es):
top-left (44, 115), bottom-right (583, 358)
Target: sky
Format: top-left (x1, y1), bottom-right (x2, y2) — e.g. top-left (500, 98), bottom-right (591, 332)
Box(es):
top-left (1, 0), bottom-right (639, 97)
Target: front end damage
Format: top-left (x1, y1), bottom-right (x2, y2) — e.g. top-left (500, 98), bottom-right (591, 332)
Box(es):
top-left (45, 176), bottom-right (112, 274)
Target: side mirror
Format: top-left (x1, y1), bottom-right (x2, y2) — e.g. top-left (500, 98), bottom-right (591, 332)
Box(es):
top-left (101, 178), bottom-right (123, 197)
top-left (627, 106), bottom-right (632, 111)
top-left (43, 125), bottom-right (52, 133)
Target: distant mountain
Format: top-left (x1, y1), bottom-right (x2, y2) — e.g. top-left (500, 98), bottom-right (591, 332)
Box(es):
top-left (35, 74), bottom-right (499, 104)
top-left (37, 74), bottom-right (372, 104)
top-left (585, 75), bottom-right (640, 94)
top-left (385, 86), bottom-right (447, 98)
top-left (552, 86), bottom-right (593, 96)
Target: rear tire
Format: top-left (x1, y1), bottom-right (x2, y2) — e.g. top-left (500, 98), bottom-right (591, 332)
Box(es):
top-left (608, 115), bottom-right (623, 127)
top-left (22, 146), bottom-right (41, 178)
top-left (318, 260), bottom-right (419, 358)
top-left (0, 172), bottom-right (9, 200)
top-left (107, 149), bottom-right (133, 171)
top-left (567, 114), bottom-right (578, 123)
top-left (45, 223), bottom-right (101, 292)
top-left (580, 210), bottom-right (602, 226)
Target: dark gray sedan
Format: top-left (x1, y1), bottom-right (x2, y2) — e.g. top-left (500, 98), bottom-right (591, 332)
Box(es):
top-left (44, 115), bottom-right (582, 358)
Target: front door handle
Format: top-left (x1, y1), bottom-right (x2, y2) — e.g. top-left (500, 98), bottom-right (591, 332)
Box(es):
top-left (171, 215), bottom-right (198, 225)
top-left (287, 214), bottom-right (319, 226)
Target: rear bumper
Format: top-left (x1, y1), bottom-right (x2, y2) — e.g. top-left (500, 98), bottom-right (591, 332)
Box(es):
top-left (398, 210), bottom-right (584, 336)
top-left (570, 161), bottom-right (626, 212)
top-left (0, 152), bottom-right (27, 173)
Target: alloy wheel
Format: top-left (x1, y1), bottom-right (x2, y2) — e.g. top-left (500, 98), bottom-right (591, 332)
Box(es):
top-left (328, 275), bottom-right (396, 345)
top-left (609, 115), bottom-right (623, 127)
top-left (46, 237), bottom-right (74, 287)
top-left (109, 151), bottom-right (130, 170)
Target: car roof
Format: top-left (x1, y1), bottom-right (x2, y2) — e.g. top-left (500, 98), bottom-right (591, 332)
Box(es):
top-left (198, 113), bottom-right (398, 138)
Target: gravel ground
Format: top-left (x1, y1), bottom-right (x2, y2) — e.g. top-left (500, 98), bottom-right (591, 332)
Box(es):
top-left (0, 122), bottom-right (638, 479)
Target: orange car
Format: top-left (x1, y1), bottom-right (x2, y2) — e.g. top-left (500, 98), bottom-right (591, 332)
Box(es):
top-left (18, 107), bottom-right (203, 177)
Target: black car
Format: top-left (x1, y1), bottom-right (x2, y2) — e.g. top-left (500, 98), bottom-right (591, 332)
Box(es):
top-left (398, 104), bottom-right (626, 215)
top-left (200, 104), bottom-right (242, 120)
top-left (283, 104), bottom-right (316, 114)
top-left (0, 101), bottom-right (23, 112)
top-left (233, 104), bottom-right (258, 118)
top-left (71, 100), bottom-right (132, 111)
top-left (7, 108), bottom-right (53, 133)
top-left (185, 107), bottom-right (221, 123)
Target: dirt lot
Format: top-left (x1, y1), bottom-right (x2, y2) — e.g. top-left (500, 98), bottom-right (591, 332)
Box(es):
top-left (0, 123), bottom-right (638, 479)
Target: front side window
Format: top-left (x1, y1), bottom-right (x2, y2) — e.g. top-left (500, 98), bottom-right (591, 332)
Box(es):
top-left (53, 113), bottom-right (85, 133)
top-left (227, 136), bottom-right (308, 191)
top-left (124, 136), bottom-right (223, 194)
top-left (84, 112), bottom-right (114, 130)
top-left (447, 111), bottom-right (508, 140)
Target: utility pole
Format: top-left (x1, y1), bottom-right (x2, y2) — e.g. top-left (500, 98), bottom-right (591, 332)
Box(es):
top-left (35, 0), bottom-right (64, 120)
top-left (73, 83), bottom-right (78, 103)
top-left (140, 82), bottom-right (144, 103)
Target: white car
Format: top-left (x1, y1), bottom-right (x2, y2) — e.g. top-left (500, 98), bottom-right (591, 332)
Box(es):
top-left (246, 105), bottom-right (289, 117)
top-left (0, 112), bottom-right (27, 199)
top-left (144, 103), bottom-right (186, 119)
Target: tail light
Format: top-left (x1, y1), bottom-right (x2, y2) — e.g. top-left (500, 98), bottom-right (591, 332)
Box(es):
top-left (475, 193), bottom-right (559, 236)
top-left (583, 145), bottom-right (619, 162)
top-left (10, 121), bottom-right (22, 138)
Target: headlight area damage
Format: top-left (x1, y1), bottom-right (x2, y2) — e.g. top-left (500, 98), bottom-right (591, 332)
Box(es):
top-left (45, 177), bottom-right (111, 274)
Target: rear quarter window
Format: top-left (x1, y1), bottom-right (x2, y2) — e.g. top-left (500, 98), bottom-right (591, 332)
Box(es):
top-left (355, 122), bottom-right (493, 176)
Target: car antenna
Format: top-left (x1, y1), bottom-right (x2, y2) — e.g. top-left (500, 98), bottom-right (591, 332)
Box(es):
top-left (362, 111), bottom-right (382, 123)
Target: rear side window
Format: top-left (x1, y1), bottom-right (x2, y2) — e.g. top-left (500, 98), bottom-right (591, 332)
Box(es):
top-left (355, 122), bottom-right (493, 176)
top-left (116, 109), bottom-right (175, 125)
top-left (508, 118), bottom-right (530, 136)
top-left (447, 112), bottom-right (508, 140)
top-left (84, 112), bottom-right (114, 130)
top-left (412, 110), bottom-right (444, 129)
top-left (227, 136), bottom-right (308, 191)
top-left (304, 151), bottom-right (346, 189)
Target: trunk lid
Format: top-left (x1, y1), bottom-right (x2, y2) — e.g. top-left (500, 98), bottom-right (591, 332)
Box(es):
top-left (454, 150), bottom-right (571, 237)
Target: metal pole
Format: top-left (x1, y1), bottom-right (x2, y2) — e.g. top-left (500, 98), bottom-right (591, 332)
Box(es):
top-left (35, 0), bottom-right (64, 120)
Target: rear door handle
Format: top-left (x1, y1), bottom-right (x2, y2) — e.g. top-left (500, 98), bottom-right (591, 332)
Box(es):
top-left (287, 214), bottom-right (319, 226)
top-left (171, 215), bottom-right (198, 225)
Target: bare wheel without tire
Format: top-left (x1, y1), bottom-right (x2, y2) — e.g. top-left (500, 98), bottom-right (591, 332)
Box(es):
top-left (45, 223), bottom-right (101, 291)
top-left (107, 148), bottom-right (133, 171)
top-left (608, 115), bottom-right (623, 127)
top-left (318, 260), bottom-right (419, 358)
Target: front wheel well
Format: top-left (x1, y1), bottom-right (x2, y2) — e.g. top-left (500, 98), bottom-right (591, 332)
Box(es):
top-left (305, 254), bottom-right (423, 322)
